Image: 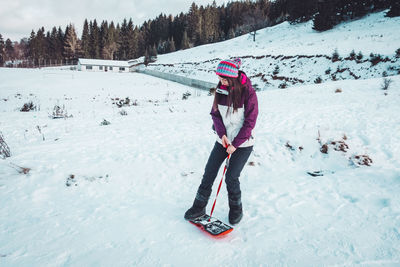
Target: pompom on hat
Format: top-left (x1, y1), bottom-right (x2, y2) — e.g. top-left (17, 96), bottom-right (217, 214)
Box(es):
top-left (216, 58), bottom-right (242, 78)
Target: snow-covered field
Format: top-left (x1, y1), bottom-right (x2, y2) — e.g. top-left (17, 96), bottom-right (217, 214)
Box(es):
top-left (1, 66), bottom-right (400, 266)
top-left (1, 10), bottom-right (400, 266)
top-left (147, 11), bottom-right (400, 90)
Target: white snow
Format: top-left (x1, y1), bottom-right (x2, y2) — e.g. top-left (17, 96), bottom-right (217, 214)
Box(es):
top-left (1, 11), bottom-right (400, 266)
top-left (146, 11), bottom-right (400, 90)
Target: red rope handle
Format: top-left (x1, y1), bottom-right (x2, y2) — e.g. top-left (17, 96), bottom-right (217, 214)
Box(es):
top-left (208, 153), bottom-right (230, 221)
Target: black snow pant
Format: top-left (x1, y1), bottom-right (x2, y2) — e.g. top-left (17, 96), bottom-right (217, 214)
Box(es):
top-left (197, 142), bottom-right (253, 200)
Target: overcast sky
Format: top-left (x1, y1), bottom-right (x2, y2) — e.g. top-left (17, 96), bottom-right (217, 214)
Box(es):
top-left (0, 0), bottom-right (230, 41)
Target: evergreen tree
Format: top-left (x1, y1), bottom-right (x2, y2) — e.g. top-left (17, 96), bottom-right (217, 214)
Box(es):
top-left (117, 18), bottom-right (130, 59)
top-left (17, 38), bottom-right (29, 62)
top-left (188, 2), bottom-right (202, 45)
top-left (227, 28), bottom-right (235, 39)
top-left (127, 18), bottom-right (137, 59)
top-left (181, 30), bottom-right (190, 49)
top-left (48, 27), bottom-right (58, 60)
top-left (350, 0), bottom-right (373, 20)
top-left (99, 20), bottom-right (108, 59)
top-left (28, 30), bottom-right (36, 63)
top-left (140, 21), bottom-right (152, 57)
top-left (63, 24), bottom-right (80, 60)
top-left (207, 1), bottom-right (220, 43)
top-left (101, 21), bottom-right (116, 59)
top-left (243, 6), bottom-right (266, 41)
top-left (372, 0), bottom-right (389, 11)
top-left (144, 48), bottom-right (150, 65)
top-left (157, 40), bottom-right (165, 54)
top-left (168, 37), bottom-right (176, 53)
top-left (386, 0), bottom-right (400, 17)
top-left (81, 19), bottom-right (90, 58)
top-left (136, 28), bottom-right (146, 57)
top-left (57, 27), bottom-right (65, 61)
top-left (150, 45), bottom-right (157, 59)
top-left (108, 21), bottom-right (119, 59)
top-left (268, 0), bottom-right (288, 24)
top-left (313, 0), bottom-right (339, 31)
top-left (5, 39), bottom-right (15, 61)
top-left (35, 27), bottom-right (46, 64)
top-left (287, 0), bottom-right (317, 23)
top-left (0, 34), bottom-right (5, 66)
top-left (45, 31), bottom-right (52, 60)
top-left (89, 20), bottom-right (100, 58)
top-left (171, 13), bottom-right (186, 50)
top-left (131, 26), bottom-right (141, 58)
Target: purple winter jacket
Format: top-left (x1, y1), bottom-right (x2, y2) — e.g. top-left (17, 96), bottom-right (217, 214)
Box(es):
top-left (210, 72), bottom-right (258, 148)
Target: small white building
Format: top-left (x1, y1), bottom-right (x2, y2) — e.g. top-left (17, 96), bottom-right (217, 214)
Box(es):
top-left (77, 58), bottom-right (130, 73)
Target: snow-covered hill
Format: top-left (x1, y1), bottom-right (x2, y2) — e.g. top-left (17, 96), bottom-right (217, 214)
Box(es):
top-left (147, 11), bottom-right (400, 90)
top-left (1, 10), bottom-right (400, 266)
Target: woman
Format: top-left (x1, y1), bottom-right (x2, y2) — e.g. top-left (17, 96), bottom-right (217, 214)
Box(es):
top-left (184, 58), bottom-right (258, 225)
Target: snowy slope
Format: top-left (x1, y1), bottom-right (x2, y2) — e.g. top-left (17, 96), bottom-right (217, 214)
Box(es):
top-left (146, 11), bottom-right (400, 89)
top-left (1, 67), bottom-right (400, 266)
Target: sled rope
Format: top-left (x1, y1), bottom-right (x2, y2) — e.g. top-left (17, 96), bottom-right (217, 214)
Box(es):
top-left (209, 153), bottom-right (230, 221)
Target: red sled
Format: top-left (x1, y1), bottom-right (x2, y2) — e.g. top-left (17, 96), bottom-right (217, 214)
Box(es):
top-left (188, 214), bottom-right (233, 237)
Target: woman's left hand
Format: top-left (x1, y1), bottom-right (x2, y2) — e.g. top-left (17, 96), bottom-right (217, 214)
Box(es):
top-left (226, 145), bottom-right (236, 154)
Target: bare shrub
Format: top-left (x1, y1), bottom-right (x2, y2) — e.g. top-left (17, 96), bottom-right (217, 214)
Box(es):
top-left (331, 140), bottom-right (349, 152)
top-left (314, 77), bottom-right (323, 84)
top-left (285, 142), bottom-right (295, 151)
top-left (66, 173), bottom-right (109, 186)
top-left (20, 101), bottom-right (36, 112)
top-left (331, 49), bottom-right (340, 62)
top-left (100, 119), bottom-right (111, 126)
top-left (112, 97), bottom-right (137, 107)
top-left (278, 81), bottom-right (288, 89)
top-left (182, 91), bottom-right (191, 100)
top-left (49, 105), bottom-right (72, 119)
top-left (349, 50), bottom-right (356, 60)
top-left (320, 144), bottom-right (329, 154)
top-left (370, 53), bottom-right (382, 66)
top-left (119, 109), bottom-right (128, 116)
top-left (36, 125), bottom-right (45, 141)
top-left (318, 132), bottom-right (349, 154)
top-left (356, 51), bottom-right (363, 62)
top-left (350, 155), bottom-right (373, 166)
top-left (381, 78), bottom-right (393, 90)
top-left (0, 132), bottom-right (11, 159)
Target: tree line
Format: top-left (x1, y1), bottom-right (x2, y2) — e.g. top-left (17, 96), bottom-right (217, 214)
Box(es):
top-left (1, 0), bottom-right (399, 67)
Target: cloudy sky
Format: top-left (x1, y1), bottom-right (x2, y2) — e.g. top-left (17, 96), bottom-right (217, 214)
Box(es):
top-left (0, 0), bottom-right (230, 41)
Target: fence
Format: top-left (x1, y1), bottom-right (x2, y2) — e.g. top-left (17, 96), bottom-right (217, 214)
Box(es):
top-left (2, 59), bottom-right (78, 69)
top-left (135, 68), bottom-right (216, 92)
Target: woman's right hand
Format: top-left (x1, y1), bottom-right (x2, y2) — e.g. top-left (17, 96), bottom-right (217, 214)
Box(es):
top-left (222, 135), bottom-right (230, 148)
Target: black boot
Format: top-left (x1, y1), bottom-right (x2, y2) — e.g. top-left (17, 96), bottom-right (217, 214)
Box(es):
top-left (184, 189), bottom-right (210, 220)
top-left (228, 193), bottom-right (243, 225)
